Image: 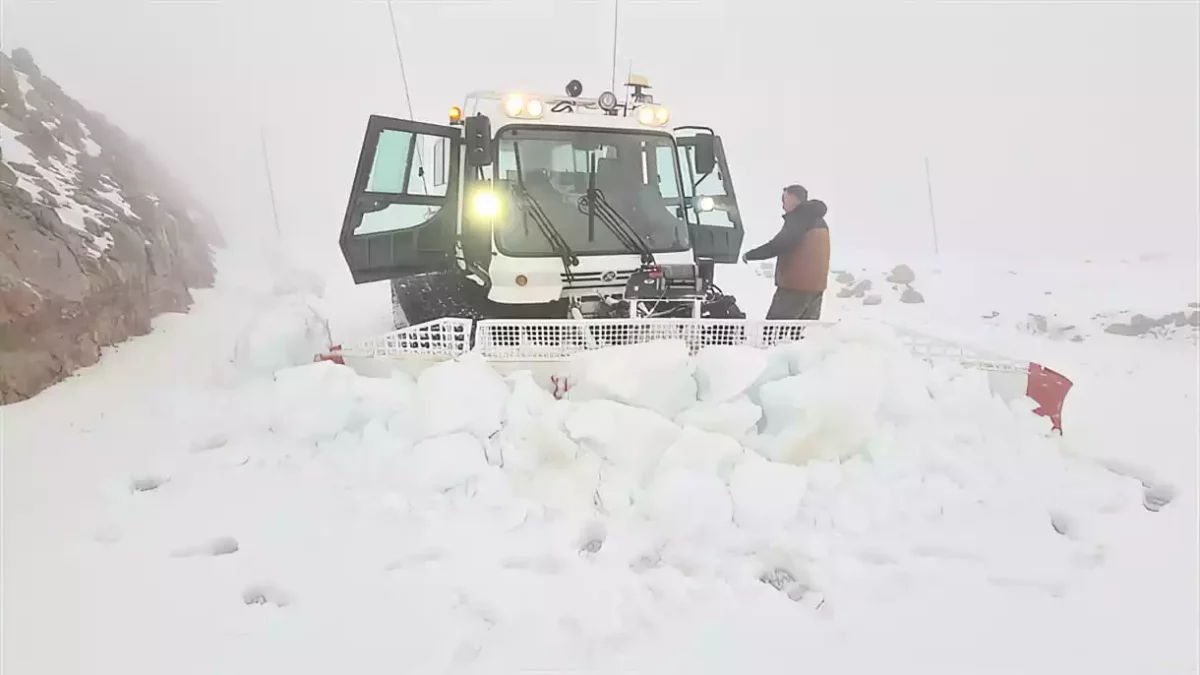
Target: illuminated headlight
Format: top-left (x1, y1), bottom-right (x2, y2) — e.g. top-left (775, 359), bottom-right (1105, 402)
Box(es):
top-left (504, 95), bottom-right (525, 117)
top-left (504, 94), bottom-right (545, 119)
top-left (636, 105), bottom-right (669, 126)
top-left (695, 195), bottom-right (715, 212)
top-left (473, 191), bottom-right (500, 218)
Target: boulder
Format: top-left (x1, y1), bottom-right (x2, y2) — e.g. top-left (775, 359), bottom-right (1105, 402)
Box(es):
top-left (837, 279), bottom-right (872, 299)
top-left (899, 286), bottom-right (925, 304)
top-left (886, 264), bottom-right (916, 285)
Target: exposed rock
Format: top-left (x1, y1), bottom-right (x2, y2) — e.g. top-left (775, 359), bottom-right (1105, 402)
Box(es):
top-left (886, 264), bottom-right (916, 285)
top-left (1, 48), bottom-right (219, 403)
top-left (9, 162), bottom-right (38, 177)
top-left (899, 286), bottom-right (925, 304)
top-left (1189, 302), bottom-right (1199, 309)
top-left (1020, 313), bottom-right (1084, 341)
top-left (1105, 311), bottom-right (1200, 337)
top-left (863, 294), bottom-right (882, 306)
top-left (9, 48), bottom-right (41, 78)
top-left (834, 271), bottom-right (855, 284)
top-left (837, 279), bottom-right (872, 299)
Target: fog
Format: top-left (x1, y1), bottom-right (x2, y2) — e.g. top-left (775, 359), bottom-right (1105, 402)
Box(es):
top-left (4, 0), bottom-right (1197, 273)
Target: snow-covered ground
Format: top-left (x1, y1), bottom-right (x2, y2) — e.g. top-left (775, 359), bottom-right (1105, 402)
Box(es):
top-left (2, 245), bottom-right (1197, 675)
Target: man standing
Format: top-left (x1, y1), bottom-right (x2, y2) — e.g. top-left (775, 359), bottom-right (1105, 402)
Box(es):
top-left (742, 184), bottom-right (830, 320)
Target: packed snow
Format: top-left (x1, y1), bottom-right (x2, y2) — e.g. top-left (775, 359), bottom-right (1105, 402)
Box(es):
top-left (2, 245), bottom-right (1196, 675)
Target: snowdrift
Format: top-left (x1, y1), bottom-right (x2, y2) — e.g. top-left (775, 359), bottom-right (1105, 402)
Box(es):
top-left (173, 321), bottom-right (1136, 617)
top-left (6, 254), bottom-right (1191, 675)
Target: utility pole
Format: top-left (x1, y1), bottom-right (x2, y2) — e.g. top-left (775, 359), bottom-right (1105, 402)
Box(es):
top-left (924, 155), bottom-right (940, 256)
top-left (260, 127), bottom-right (281, 237)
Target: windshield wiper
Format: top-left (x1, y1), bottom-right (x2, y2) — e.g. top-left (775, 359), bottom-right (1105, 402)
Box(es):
top-left (578, 154), bottom-right (656, 265)
top-left (512, 143), bottom-right (579, 281)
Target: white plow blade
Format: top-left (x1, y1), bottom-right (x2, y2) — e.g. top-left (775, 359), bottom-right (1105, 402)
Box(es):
top-left (316, 318), bottom-right (1072, 432)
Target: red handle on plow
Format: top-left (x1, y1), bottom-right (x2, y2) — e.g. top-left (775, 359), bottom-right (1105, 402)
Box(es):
top-left (314, 346), bottom-right (345, 365)
top-left (1027, 363), bottom-right (1072, 433)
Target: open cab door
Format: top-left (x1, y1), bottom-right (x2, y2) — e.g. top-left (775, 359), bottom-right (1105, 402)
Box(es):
top-left (340, 115), bottom-right (461, 284)
top-left (675, 126), bottom-right (744, 264)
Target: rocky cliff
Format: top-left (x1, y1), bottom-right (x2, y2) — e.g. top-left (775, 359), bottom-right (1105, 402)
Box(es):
top-left (1, 48), bottom-right (221, 403)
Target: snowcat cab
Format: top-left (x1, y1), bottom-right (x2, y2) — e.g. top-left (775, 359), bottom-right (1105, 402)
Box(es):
top-left (338, 76), bottom-right (747, 328)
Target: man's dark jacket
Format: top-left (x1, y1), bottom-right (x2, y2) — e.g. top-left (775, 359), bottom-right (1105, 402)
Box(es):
top-left (743, 200), bottom-right (831, 292)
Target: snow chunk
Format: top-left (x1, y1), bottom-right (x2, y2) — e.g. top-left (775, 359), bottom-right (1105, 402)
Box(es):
top-left (414, 353), bottom-right (509, 440)
top-left (567, 340), bottom-right (697, 417)
top-left (693, 345), bottom-right (769, 402)
top-left (675, 396), bottom-right (763, 439)
top-left (232, 296), bottom-right (332, 376)
top-left (729, 459), bottom-right (808, 535)
top-left (656, 427), bottom-right (745, 480)
top-left (267, 361), bottom-right (362, 440)
top-left (406, 432), bottom-right (489, 492)
top-left (645, 470), bottom-right (733, 540)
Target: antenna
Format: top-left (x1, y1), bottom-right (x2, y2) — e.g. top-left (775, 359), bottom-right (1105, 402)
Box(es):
top-left (621, 60), bottom-right (632, 117)
top-left (260, 127), bottom-right (281, 237)
top-left (609, 0), bottom-right (620, 92)
top-left (385, 0), bottom-right (428, 194)
top-left (924, 155), bottom-right (940, 256)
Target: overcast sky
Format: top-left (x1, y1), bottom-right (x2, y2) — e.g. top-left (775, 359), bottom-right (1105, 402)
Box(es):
top-left (3, 0), bottom-right (1197, 269)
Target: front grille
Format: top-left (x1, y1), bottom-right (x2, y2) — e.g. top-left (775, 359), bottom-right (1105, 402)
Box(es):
top-left (561, 270), bottom-right (636, 288)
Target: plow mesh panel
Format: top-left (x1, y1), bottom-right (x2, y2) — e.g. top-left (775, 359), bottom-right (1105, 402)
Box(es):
top-left (340, 318), bottom-right (474, 358)
top-left (474, 319), bottom-right (1029, 373)
top-left (474, 319), bottom-right (828, 359)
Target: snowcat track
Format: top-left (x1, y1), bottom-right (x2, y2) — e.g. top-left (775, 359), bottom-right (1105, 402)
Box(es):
top-left (390, 271), bottom-right (487, 350)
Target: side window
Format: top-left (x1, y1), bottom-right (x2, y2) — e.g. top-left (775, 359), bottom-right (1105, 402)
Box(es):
top-left (678, 142), bottom-right (735, 228)
top-left (355, 129), bottom-right (446, 235)
top-left (494, 143), bottom-right (518, 182)
top-left (676, 146), bottom-right (695, 199)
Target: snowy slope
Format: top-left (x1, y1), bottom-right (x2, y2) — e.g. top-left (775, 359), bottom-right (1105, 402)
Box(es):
top-left (2, 247), bottom-right (1196, 675)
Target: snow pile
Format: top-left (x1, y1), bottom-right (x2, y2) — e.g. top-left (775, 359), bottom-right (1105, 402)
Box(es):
top-left (6, 246), bottom-right (1195, 674)
top-left (231, 295), bottom-right (332, 376)
top-left (90, 317), bottom-right (1157, 673)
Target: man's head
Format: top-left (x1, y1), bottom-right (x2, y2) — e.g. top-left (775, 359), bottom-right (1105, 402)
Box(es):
top-left (782, 184), bottom-right (808, 213)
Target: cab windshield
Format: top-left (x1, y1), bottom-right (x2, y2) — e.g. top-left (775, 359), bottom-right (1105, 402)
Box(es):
top-left (491, 127), bottom-right (691, 257)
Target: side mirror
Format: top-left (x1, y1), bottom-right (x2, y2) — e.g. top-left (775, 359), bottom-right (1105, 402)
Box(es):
top-left (465, 114), bottom-right (492, 167)
top-left (692, 135), bottom-right (716, 175)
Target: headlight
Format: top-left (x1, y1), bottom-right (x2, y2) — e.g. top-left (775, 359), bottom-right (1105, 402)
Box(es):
top-left (473, 191), bottom-right (500, 218)
top-left (695, 195), bottom-right (715, 212)
top-left (503, 94), bottom-right (545, 119)
top-left (504, 95), bottom-right (525, 117)
top-left (636, 105), bottom-right (669, 126)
